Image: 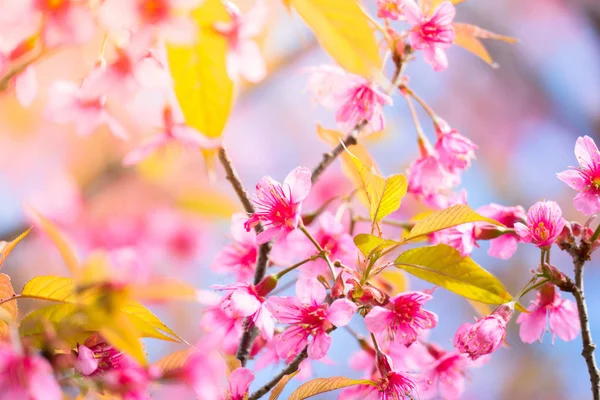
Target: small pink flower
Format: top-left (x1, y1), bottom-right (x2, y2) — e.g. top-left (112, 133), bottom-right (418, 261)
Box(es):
top-left (200, 302), bottom-right (244, 355)
top-left (306, 65), bottom-right (392, 134)
top-left (434, 119), bottom-right (477, 172)
top-left (557, 135), bottom-right (600, 215)
top-left (75, 334), bottom-right (126, 376)
top-left (214, 0), bottom-right (267, 82)
top-left (211, 213), bottom-right (258, 281)
top-left (175, 340), bottom-right (228, 399)
top-left (477, 203), bottom-right (526, 260)
top-left (431, 223), bottom-right (477, 257)
top-left (377, 0), bottom-right (404, 20)
top-left (514, 200), bottom-right (566, 249)
top-left (454, 305), bottom-right (513, 360)
top-left (420, 345), bottom-right (473, 400)
top-left (365, 353), bottom-right (418, 400)
top-left (0, 344), bottom-right (61, 400)
top-left (45, 80), bottom-right (128, 139)
top-left (100, 0), bottom-right (201, 44)
top-left (516, 284), bottom-right (580, 344)
top-left (33, 0), bottom-right (94, 47)
top-left (213, 282), bottom-right (275, 340)
top-left (244, 167), bottom-right (312, 244)
top-left (404, 0), bottom-right (456, 71)
top-left (123, 105), bottom-right (219, 165)
top-left (268, 280), bottom-right (357, 359)
top-left (365, 291), bottom-right (438, 347)
top-left (227, 368), bottom-right (255, 400)
top-left (407, 152), bottom-right (459, 202)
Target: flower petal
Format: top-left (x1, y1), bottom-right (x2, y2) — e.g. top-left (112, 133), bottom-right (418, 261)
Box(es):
top-left (327, 299), bottom-right (357, 327)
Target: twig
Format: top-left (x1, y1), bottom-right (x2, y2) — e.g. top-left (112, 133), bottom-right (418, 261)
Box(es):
top-left (247, 347), bottom-right (309, 400)
top-left (217, 147), bottom-right (256, 215)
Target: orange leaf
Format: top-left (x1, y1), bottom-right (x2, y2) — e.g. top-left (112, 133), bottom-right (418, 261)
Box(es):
top-left (0, 273), bottom-right (17, 339)
top-left (288, 377), bottom-right (376, 400)
top-left (0, 228), bottom-right (30, 268)
top-left (453, 23), bottom-right (517, 67)
top-left (269, 370), bottom-right (300, 400)
top-left (153, 349), bottom-right (193, 373)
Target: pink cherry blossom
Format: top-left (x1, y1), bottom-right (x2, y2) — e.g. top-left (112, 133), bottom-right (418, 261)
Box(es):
top-left (244, 166), bottom-right (312, 244)
top-left (103, 358), bottom-right (157, 400)
top-left (123, 105), bottom-right (219, 165)
top-left (477, 203), bottom-right (526, 259)
top-left (557, 135), bottom-right (600, 215)
top-left (45, 80), bottom-right (128, 139)
top-left (514, 200), bottom-right (566, 249)
top-left (268, 279), bottom-right (357, 359)
top-left (75, 334), bottom-right (126, 376)
top-left (407, 151), bottom-right (459, 203)
top-left (227, 368), bottom-right (255, 400)
top-left (174, 339), bottom-right (228, 399)
top-left (200, 302), bottom-right (244, 355)
top-left (211, 212), bottom-right (258, 281)
top-left (454, 305), bottom-right (513, 360)
top-left (377, 0), bottom-right (404, 20)
top-left (419, 344), bottom-right (473, 400)
top-left (434, 119), bottom-right (477, 172)
top-left (431, 223), bottom-right (477, 257)
top-left (0, 344), bottom-right (61, 400)
top-left (213, 282), bottom-right (275, 340)
top-left (100, 0), bottom-right (201, 44)
top-left (33, 0), bottom-right (94, 47)
top-left (305, 65), bottom-right (392, 134)
top-left (358, 353), bottom-right (418, 400)
top-left (214, 0), bottom-right (267, 82)
top-left (404, 0), bottom-right (456, 71)
top-left (516, 284), bottom-right (580, 344)
top-left (365, 291), bottom-right (438, 347)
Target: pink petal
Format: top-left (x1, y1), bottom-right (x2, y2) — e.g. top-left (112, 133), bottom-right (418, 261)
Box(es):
top-left (255, 307), bottom-right (275, 340)
top-left (76, 345), bottom-right (98, 376)
top-left (403, 0), bottom-right (423, 25)
top-left (172, 125), bottom-right (220, 149)
top-left (228, 289), bottom-right (261, 317)
top-left (488, 235), bottom-right (519, 260)
top-left (364, 306), bottom-right (394, 334)
top-left (267, 296), bottom-right (303, 323)
top-left (516, 306), bottom-right (547, 344)
top-left (556, 169), bottom-right (586, 191)
top-left (296, 277), bottom-right (326, 304)
top-left (103, 112), bottom-right (129, 140)
top-left (240, 0), bottom-right (268, 38)
top-left (327, 299), bottom-right (357, 327)
top-left (236, 40), bottom-right (266, 83)
top-left (573, 191), bottom-right (600, 216)
top-left (276, 326), bottom-right (308, 359)
top-left (549, 300), bottom-right (580, 342)
top-left (15, 66), bottom-right (37, 107)
top-left (231, 212), bottom-right (255, 243)
top-left (431, 1), bottom-right (456, 26)
top-left (284, 167), bottom-right (312, 203)
top-left (308, 331), bottom-right (331, 359)
top-left (423, 46), bottom-right (448, 72)
top-left (229, 367), bottom-right (254, 398)
top-left (160, 16), bottom-right (197, 44)
top-left (122, 135), bottom-right (168, 166)
top-left (513, 222), bottom-right (532, 243)
top-left (256, 226), bottom-right (281, 244)
top-left (574, 136), bottom-right (600, 169)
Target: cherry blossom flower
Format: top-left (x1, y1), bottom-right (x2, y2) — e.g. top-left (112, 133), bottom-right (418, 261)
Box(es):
top-left (514, 200), bottom-right (566, 249)
top-left (306, 65), bottom-right (392, 134)
top-left (516, 284), bottom-right (580, 344)
top-left (227, 368), bottom-right (255, 400)
top-left (214, 0), bottom-right (267, 82)
top-left (377, 0), bottom-right (404, 20)
top-left (213, 282), bottom-right (275, 340)
top-left (100, 0), bottom-right (201, 44)
top-left (123, 105), bottom-right (219, 165)
top-left (404, 0), bottom-right (456, 71)
top-left (211, 213), bottom-right (258, 281)
top-left (200, 302), bottom-right (244, 355)
top-left (557, 135), bottom-right (600, 215)
top-left (407, 147), bottom-right (459, 204)
top-left (45, 80), bottom-right (128, 139)
top-left (0, 344), bottom-right (61, 400)
top-left (365, 291), bottom-right (438, 347)
top-left (454, 305), bottom-right (513, 360)
top-left (360, 353), bottom-right (419, 400)
top-left (419, 344), bottom-right (473, 400)
top-left (103, 358), bottom-right (158, 400)
top-left (268, 279), bottom-right (357, 359)
top-left (477, 203), bottom-right (526, 260)
top-left (434, 118), bottom-right (477, 172)
top-left (32, 0), bottom-right (94, 47)
top-left (75, 334), bottom-right (126, 376)
top-left (244, 166), bottom-right (312, 244)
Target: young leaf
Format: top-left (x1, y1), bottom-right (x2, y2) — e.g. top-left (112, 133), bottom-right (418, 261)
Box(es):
top-left (406, 204), bottom-right (503, 240)
top-left (121, 301), bottom-right (184, 343)
top-left (167, 0), bottom-right (233, 139)
top-left (288, 377), bottom-right (376, 400)
top-left (19, 304), bottom-right (86, 347)
top-left (395, 244), bottom-right (525, 311)
top-left (100, 312), bottom-right (146, 366)
top-left (0, 228), bottom-right (30, 268)
top-left (454, 23), bottom-right (517, 67)
top-left (0, 273), bottom-right (17, 338)
top-left (21, 276), bottom-right (77, 303)
top-left (287, 0), bottom-right (381, 79)
top-left (269, 370), bottom-right (300, 400)
top-left (154, 349), bottom-right (193, 373)
top-left (354, 234), bottom-right (399, 258)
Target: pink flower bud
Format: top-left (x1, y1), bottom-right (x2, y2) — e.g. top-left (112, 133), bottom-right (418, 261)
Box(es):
top-left (454, 305), bottom-right (513, 360)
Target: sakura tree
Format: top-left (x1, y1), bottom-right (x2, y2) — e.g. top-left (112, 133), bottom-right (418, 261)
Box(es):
top-left (0, 0), bottom-right (598, 399)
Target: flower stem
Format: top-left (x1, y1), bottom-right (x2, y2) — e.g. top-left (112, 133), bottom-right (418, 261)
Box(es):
top-left (299, 224), bottom-right (336, 279)
top-left (275, 255), bottom-right (320, 280)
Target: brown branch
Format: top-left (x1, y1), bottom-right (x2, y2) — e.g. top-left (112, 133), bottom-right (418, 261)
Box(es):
top-left (248, 347), bottom-right (309, 400)
top-left (218, 147), bottom-right (256, 215)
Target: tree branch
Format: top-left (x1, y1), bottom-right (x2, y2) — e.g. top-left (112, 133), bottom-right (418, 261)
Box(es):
top-left (247, 347), bottom-right (309, 400)
top-left (218, 147), bottom-right (256, 215)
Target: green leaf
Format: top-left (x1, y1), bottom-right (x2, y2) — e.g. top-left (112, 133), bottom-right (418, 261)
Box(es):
top-left (354, 234), bottom-right (399, 258)
top-left (394, 244), bottom-right (517, 307)
top-left (406, 204), bottom-right (503, 240)
top-left (288, 377), bottom-right (376, 400)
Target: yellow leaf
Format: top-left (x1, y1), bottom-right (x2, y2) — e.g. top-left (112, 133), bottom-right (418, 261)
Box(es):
top-left (288, 377), bottom-right (376, 400)
top-left (394, 244), bottom-right (526, 312)
top-left (19, 304), bottom-right (90, 347)
top-left (0, 228), bottom-right (30, 268)
top-left (100, 313), bottom-right (146, 365)
top-left (154, 349), bottom-right (193, 373)
top-left (287, 0), bottom-right (381, 79)
top-left (454, 23), bottom-right (517, 67)
top-left (178, 188), bottom-right (240, 218)
top-left (226, 354), bottom-right (241, 374)
top-left (270, 370), bottom-right (300, 400)
top-left (0, 273), bottom-right (17, 338)
top-left (121, 301), bottom-right (184, 342)
top-left (353, 234), bottom-right (399, 258)
top-left (167, 0), bottom-right (234, 139)
top-left (406, 204), bottom-right (503, 240)
top-left (316, 125), bottom-right (379, 206)
top-left (28, 209), bottom-right (79, 276)
top-left (22, 276), bottom-right (77, 303)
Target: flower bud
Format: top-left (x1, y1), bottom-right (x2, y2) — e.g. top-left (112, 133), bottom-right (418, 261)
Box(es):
top-left (454, 304), bottom-right (513, 360)
top-left (255, 274), bottom-right (278, 297)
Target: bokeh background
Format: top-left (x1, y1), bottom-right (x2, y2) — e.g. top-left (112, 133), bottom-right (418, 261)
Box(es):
top-left (1, 0), bottom-right (600, 398)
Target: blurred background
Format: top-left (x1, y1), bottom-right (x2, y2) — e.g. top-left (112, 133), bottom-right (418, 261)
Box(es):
top-left (1, 0), bottom-right (599, 398)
